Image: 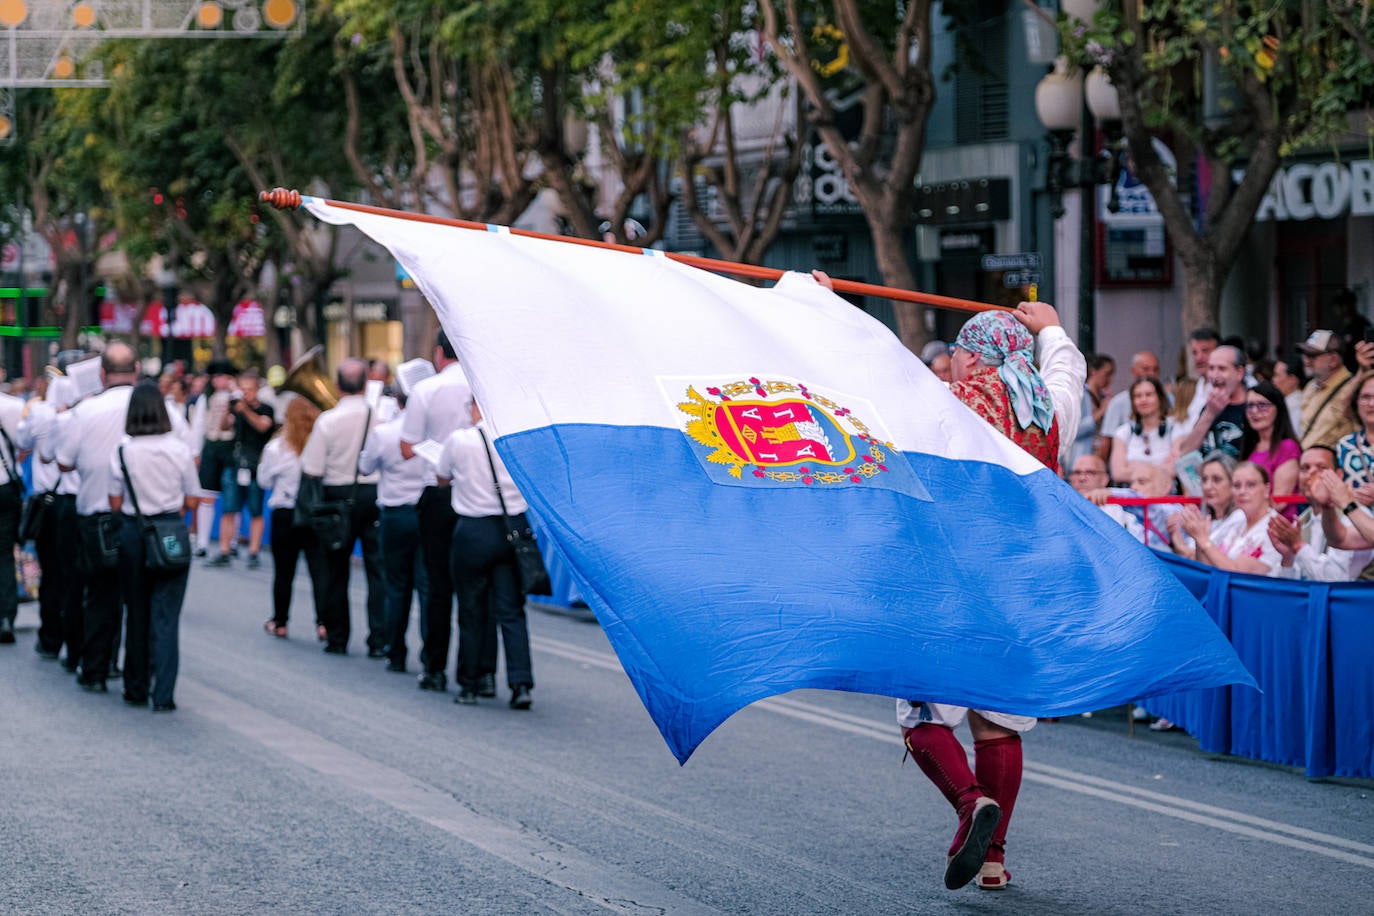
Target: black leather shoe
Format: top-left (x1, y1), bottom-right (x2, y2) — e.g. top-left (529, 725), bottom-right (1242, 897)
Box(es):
top-left (61, 658), bottom-right (79, 674)
top-left (417, 671), bottom-right (446, 692)
top-left (107, 665), bottom-right (122, 681)
top-left (454, 688), bottom-right (478, 705)
top-left (0, 619), bottom-right (15, 644)
top-left (35, 642), bottom-right (60, 660)
top-left (385, 660), bottom-right (407, 673)
top-left (478, 673), bottom-right (497, 698)
top-left (366, 647), bottom-right (387, 659)
top-left (78, 678), bottom-right (107, 693)
top-left (323, 644), bottom-right (347, 655)
top-left (123, 694), bottom-right (148, 707)
top-left (509, 685), bottom-right (532, 710)
top-left (152, 702), bottom-right (177, 713)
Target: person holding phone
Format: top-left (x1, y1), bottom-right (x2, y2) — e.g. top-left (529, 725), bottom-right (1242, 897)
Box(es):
top-left (208, 369), bottom-right (275, 569)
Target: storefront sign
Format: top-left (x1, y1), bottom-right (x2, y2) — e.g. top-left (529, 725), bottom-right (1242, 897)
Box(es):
top-left (1248, 160), bottom-right (1374, 222)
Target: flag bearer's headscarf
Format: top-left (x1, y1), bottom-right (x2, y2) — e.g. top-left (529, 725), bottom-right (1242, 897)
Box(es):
top-left (953, 311), bottom-right (1056, 431)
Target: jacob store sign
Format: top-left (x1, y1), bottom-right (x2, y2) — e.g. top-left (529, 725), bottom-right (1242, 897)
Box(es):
top-left (1244, 159), bottom-right (1374, 222)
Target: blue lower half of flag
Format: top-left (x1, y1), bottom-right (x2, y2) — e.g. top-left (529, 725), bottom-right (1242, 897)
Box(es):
top-left (497, 424), bottom-right (1255, 763)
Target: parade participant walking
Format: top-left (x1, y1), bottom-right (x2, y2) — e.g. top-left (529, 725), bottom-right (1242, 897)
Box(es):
top-left (56, 343), bottom-right (144, 692)
top-left (359, 376), bottom-right (434, 671)
top-left (434, 400), bottom-right (535, 708)
top-left (298, 358), bottom-right (383, 655)
top-left (108, 381), bottom-right (200, 712)
top-left (400, 330), bottom-right (487, 693)
top-left (895, 300), bottom-right (1085, 891)
top-left (257, 396), bottom-right (324, 639)
top-left (16, 373), bottom-right (76, 658)
top-left (208, 369), bottom-right (275, 569)
top-left (0, 380), bottom-right (25, 645)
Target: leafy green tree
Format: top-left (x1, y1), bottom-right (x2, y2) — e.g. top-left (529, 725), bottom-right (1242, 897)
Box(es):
top-left (1058, 1), bottom-right (1374, 334)
top-left (0, 89), bottom-right (111, 349)
top-left (760, 0), bottom-right (940, 353)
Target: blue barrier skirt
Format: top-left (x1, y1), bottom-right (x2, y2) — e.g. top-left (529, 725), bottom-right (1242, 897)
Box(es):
top-left (1142, 551), bottom-right (1374, 779)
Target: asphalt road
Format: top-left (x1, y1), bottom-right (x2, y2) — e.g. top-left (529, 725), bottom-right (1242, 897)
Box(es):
top-left (1, 560), bottom-right (1369, 914)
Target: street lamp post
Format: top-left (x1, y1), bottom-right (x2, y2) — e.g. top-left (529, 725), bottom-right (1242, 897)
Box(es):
top-left (1034, 56), bottom-right (1122, 355)
top-left (155, 258), bottom-right (177, 367)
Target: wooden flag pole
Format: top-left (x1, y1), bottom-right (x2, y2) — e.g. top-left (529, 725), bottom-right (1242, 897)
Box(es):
top-left (259, 188), bottom-right (1013, 315)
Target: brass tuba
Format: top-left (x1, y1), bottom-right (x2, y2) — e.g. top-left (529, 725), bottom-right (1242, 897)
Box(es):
top-left (280, 345), bottom-right (339, 411)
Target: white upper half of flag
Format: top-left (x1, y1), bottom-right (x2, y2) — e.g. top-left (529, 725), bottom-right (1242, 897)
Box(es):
top-left (304, 199), bottom-right (1078, 478)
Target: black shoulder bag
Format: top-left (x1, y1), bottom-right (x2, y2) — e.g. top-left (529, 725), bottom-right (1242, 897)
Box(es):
top-left (477, 428), bottom-right (550, 596)
top-left (308, 408), bottom-right (370, 552)
top-left (118, 445), bottom-right (192, 574)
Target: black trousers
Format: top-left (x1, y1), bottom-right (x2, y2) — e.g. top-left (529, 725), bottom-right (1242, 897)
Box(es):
top-left (379, 504), bottom-right (429, 666)
top-left (417, 486), bottom-right (457, 674)
top-left (77, 513), bottom-right (122, 686)
top-left (53, 495), bottom-right (83, 664)
top-left (34, 493), bottom-right (68, 654)
top-left (269, 507), bottom-right (326, 629)
top-left (452, 514), bottom-right (531, 691)
top-left (317, 484), bottom-right (382, 652)
top-left (118, 515), bottom-right (189, 707)
top-left (0, 480), bottom-right (20, 625)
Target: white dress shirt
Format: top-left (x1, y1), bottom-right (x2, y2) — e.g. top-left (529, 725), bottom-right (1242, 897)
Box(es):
top-left (55, 385), bottom-right (135, 515)
top-left (257, 437), bottom-right (305, 510)
top-left (108, 433), bottom-right (199, 516)
top-left (55, 385), bottom-right (188, 515)
top-left (16, 399), bottom-right (78, 495)
top-left (0, 392), bottom-right (25, 486)
top-left (300, 395), bottom-right (380, 486)
top-left (1274, 508), bottom-right (1374, 582)
top-left (400, 362), bottom-right (474, 449)
top-left (436, 424), bottom-right (527, 517)
top-left (38, 410), bottom-right (81, 496)
top-left (359, 414), bottom-right (435, 507)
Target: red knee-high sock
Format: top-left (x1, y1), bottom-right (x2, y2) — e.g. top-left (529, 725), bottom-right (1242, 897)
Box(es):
top-left (973, 735), bottom-right (1022, 863)
top-left (903, 724), bottom-right (984, 814)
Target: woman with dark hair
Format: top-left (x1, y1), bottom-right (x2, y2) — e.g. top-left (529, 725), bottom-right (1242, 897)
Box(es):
top-left (108, 380), bottom-right (201, 713)
top-left (1240, 380), bottom-right (1300, 516)
top-left (1109, 376), bottom-right (1177, 483)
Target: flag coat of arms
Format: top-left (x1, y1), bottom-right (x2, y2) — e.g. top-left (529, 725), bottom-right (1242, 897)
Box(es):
top-left (305, 199), bottom-right (1254, 763)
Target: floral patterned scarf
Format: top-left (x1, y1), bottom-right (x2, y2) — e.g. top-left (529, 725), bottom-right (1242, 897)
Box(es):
top-left (953, 311), bottom-right (1056, 432)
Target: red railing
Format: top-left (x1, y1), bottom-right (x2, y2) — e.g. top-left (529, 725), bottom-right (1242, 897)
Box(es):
top-left (1103, 495), bottom-right (1306, 546)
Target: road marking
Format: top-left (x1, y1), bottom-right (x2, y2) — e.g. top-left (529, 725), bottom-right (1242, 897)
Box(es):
top-left (530, 635), bottom-right (1374, 870)
top-left (178, 678), bottom-right (721, 916)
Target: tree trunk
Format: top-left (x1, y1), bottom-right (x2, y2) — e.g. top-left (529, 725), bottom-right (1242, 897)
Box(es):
top-left (1179, 249), bottom-right (1223, 340)
top-left (58, 260), bottom-right (84, 351)
top-left (869, 222), bottom-right (928, 353)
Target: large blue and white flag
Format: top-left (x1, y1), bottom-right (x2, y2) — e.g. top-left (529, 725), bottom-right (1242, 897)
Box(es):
top-left (305, 199), bottom-right (1253, 763)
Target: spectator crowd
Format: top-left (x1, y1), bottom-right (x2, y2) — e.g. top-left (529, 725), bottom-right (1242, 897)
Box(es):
top-left (921, 312), bottom-right (1374, 584)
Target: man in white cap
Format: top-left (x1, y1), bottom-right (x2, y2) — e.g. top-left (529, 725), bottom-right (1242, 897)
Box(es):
top-left (1297, 329), bottom-right (1358, 449)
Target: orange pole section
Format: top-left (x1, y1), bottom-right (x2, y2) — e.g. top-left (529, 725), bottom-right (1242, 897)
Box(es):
top-left (259, 188), bottom-right (1011, 315)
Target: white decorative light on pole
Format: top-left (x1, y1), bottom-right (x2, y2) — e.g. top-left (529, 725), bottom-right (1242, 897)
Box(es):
top-left (1034, 58), bottom-right (1122, 218)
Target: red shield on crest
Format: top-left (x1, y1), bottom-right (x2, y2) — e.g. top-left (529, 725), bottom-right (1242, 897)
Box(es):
top-left (713, 399), bottom-right (854, 467)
